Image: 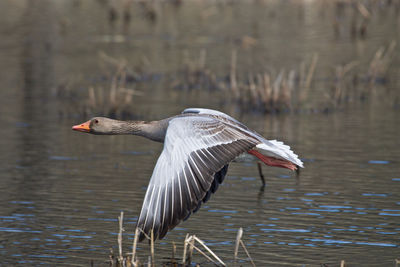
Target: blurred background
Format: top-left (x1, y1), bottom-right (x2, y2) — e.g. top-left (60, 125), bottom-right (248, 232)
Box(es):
top-left (0, 0), bottom-right (399, 266)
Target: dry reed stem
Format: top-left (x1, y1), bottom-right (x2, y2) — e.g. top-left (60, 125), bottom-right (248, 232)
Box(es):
top-left (131, 228), bottom-right (139, 266)
top-left (380, 41), bottom-right (396, 73)
top-left (99, 51), bottom-right (126, 68)
top-left (118, 212), bottom-right (124, 264)
top-left (230, 49), bottom-right (239, 98)
top-left (272, 70), bottom-right (284, 105)
top-left (137, 227), bottom-right (151, 241)
top-left (263, 73), bottom-right (271, 105)
top-left (126, 256), bottom-right (132, 267)
top-left (171, 241), bottom-right (176, 265)
top-left (193, 235), bottom-right (226, 266)
top-left (110, 65), bottom-right (124, 107)
top-left (287, 70), bottom-right (296, 94)
top-left (234, 228), bottom-right (255, 267)
top-left (182, 233), bottom-right (189, 265)
top-left (99, 50), bottom-right (140, 81)
top-left (99, 51), bottom-right (129, 80)
top-left (342, 61), bottom-right (359, 75)
top-left (188, 235), bottom-right (195, 265)
top-left (332, 60), bottom-right (359, 105)
top-left (150, 230), bottom-right (155, 267)
top-left (299, 61), bottom-right (306, 89)
top-left (357, 2), bottom-right (370, 18)
top-left (239, 240), bottom-right (256, 267)
top-left (256, 74), bottom-right (266, 104)
top-left (302, 53), bottom-right (319, 101)
top-left (280, 76), bottom-right (291, 108)
top-left (248, 73), bottom-right (258, 104)
top-left (334, 65), bottom-right (345, 105)
top-left (368, 42), bottom-right (396, 86)
top-left (191, 243), bottom-right (220, 265)
top-left (110, 249), bottom-right (115, 267)
top-left (234, 227), bottom-right (243, 265)
top-left (340, 259), bottom-right (345, 267)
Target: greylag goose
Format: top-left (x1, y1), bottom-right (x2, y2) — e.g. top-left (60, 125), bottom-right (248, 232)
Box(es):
top-left (72, 108), bottom-right (303, 241)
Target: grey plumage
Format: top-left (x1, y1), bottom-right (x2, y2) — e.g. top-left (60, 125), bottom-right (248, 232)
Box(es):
top-left (72, 108), bottom-right (303, 242)
top-left (136, 116), bottom-right (259, 241)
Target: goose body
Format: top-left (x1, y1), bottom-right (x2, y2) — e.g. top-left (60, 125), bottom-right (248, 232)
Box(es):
top-left (72, 108), bottom-right (303, 241)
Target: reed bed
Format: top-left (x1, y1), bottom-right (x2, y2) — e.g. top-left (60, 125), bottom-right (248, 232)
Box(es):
top-left (171, 41), bottom-right (396, 113)
top-left (54, 52), bottom-right (147, 119)
top-left (52, 0), bottom-right (398, 118)
top-left (330, 0), bottom-right (400, 40)
top-left (104, 212), bottom-right (386, 266)
top-left (170, 49), bottom-right (220, 91)
top-left (108, 212), bottom-right (256, 266)
top-left (84, 52), bottom-right (144, 118)
top-left (100, 0), bottom-right (399, 38)
top-left (54, 39), bottom-right (396, 118)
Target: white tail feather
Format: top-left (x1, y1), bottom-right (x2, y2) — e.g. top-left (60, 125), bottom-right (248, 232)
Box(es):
top-left (255, 140), bottom-right (304, 168)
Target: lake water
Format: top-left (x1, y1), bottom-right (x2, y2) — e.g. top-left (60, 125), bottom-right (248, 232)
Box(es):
top-left (0, 0), bottom-right (399, 266)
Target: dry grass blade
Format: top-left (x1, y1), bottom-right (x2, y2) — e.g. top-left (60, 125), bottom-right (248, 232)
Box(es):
top-left (381, 41), bottom-right (397, 73)
top-left (131, 228), bottom-right (139, 266)
top-left (230, 49), bottom-right (239, 98)
top-left (248, 73), bottom-right (258, 104)
top-left (137, 227), bottom-right (151, 241)
top-left (234, 227), bottom-right (243, 264)
top-left (182, 233), bottom-right (189, 265)
top-left (239, 240), bottom-right (256, 267)
top-left (306, 53), bottom-right (318, 88)
top-left (340, 259), bottom-right (345, 267)
top-left (342, 61), bottom-right (359, 75)
top-left (150, 230), bottom-right (155, 267)
top-left (191, 243), bottom-right (220, 266)
top-left (263, 73), bottom-right (271, 105)
top-left (357, 2), bottom-right (370, 19)
top-left (272, 69), bottom-right (284, 104)
top-left (193, 236), bottom-right (226, 266)
top-left (188, 235), bottom-right (195, 265)
top-left (171, 241), bottom-right (176, 265)
top-left (98, 50), bottom-right (140, 82)
top-left (256, 74), bottom-right (266, 104)
top-left (118, 212), bottom-right (124, 264)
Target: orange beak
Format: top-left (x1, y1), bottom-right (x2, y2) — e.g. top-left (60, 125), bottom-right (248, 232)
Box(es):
top-left (72, 120), bottom-right (91, 133)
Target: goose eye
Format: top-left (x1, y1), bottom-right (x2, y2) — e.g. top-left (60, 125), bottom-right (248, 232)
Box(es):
top-left (94, 119), bottom-right (99, 124)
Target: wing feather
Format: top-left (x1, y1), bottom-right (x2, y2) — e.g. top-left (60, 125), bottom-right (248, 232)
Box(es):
top-left (183, 108), bottom-right (304, 168)
top-left (136, 116), bottom-right (259, 241)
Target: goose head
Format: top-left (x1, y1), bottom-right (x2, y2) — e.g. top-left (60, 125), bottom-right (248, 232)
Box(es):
top-left (72, 117), bottom-right (117, 135)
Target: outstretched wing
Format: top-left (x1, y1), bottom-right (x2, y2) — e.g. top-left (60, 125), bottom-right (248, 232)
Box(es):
top-left (136, 116), bottom-right (259, 241)
top-left (183, 108), bottom-right (303, 168)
